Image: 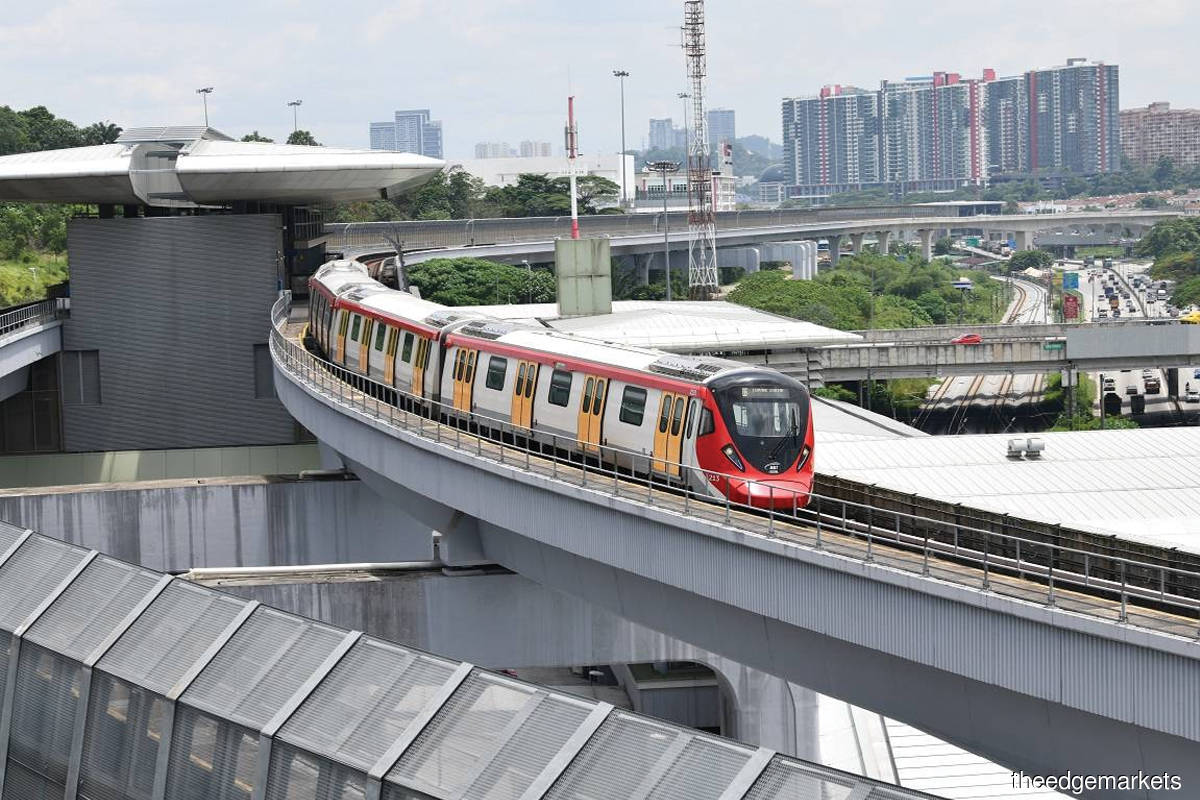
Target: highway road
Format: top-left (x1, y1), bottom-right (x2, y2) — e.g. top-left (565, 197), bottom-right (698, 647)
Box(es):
top-left (1080, 260), bottom-right (1200, 424)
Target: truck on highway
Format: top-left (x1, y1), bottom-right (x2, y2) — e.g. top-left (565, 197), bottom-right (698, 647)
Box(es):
top-left (1145, 376), bottom-right (1161, 394)
top-left (1103, 258), bottom-right (1114, 268)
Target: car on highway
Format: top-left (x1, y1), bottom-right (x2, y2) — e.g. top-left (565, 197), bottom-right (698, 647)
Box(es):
top-left (1142, 369), bottom-right (1154, 380)
top-left (1187, 391), bottom-right (1200, 404)
top-left (1103, 377), bottom-right (1116, 391)
top-left (1126, 384), bottom-right (1138, 396)
top-left (950, 333), bottom-right (982, 345)
top-left (1194, 369), bottom-right (1200, 380)
top-left (1097, 309), bottom-right (1108, 318)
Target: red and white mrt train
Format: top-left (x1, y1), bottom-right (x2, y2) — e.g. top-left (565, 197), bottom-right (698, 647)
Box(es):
top-left (308, 261), bottom-right (814, 508)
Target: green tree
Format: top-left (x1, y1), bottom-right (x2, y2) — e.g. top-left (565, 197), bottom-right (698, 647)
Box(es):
top-left (286, 130), bottom-right (319, 146)
top-left (1008, 249), bottom-right (1054, 270)
top-left (1137, 194), bottom-right (1167, 209)
top-left (407, 257), bottom-right (555, 306)
top-left (933, 236), bottom-right (954, 256)
top-left (241, 131), bottom-right (274, 143)
top-left (80, 121), bottom-right (122, 145)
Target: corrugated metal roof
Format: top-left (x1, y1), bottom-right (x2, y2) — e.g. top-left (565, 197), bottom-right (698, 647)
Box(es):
top-left (0, 521), bottom-right (946, 800)
top-left (818, 426), bottom-right (1200, 552)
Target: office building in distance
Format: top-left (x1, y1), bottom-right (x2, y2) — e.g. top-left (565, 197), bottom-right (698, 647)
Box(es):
top-left (781, 58), bottom-right (1118, 200)
top-left (370, 109), bottom-right (443, 159)
top-left (1121, 102), bottom-right (1200, 167)
top-left (707, 108), bottom-right (736, 150)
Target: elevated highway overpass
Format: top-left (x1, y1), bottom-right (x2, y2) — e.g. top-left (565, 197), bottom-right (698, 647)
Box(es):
top-left (810, 319), bottom-right (1200, 381)
top-left (0, 300), bottom-right (63, 402)
top-left (332, 209), bottom-right (1184, 267)
top-left (270, 293), bottom-right (1200, 799)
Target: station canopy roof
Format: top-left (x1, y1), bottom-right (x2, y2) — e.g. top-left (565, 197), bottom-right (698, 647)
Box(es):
top-left (0, 125), bottom-right (443, 206)
top-left (457, 300), bottom-right (862, 351)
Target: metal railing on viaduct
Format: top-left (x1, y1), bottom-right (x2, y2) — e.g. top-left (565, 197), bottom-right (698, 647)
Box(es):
top-left (269, 293), bottom-right (1200, 798)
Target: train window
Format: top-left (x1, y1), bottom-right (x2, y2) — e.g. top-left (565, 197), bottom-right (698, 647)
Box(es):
top-left (515, 363), bottom-right (526, 395)
top-left (454, 351), bottom-right (465, 381)
top-left (658, 396), bottom-right (671, 433)
top-left (670, 396), bottom-right (684, 436)
top-left (486, 357), bottom-right (508, 390)
top-left (548, 369), bottom-right (572, 407)
top-left (592, 379), bottom-right (605, 415)
top-left (582, 378), bottom-right (595, 411)
top-left (698, 407), bottom-right (715, 436)
top-left (466, 351), bottom-right (477, 383)
top-left (685, 399), bottom-right (696, 438)
top-left (374, 323), bottom-right (387, 351)
top-left (400, 333), bottom-right (413, 363)
top-left (525, 365), bottom-right (535, 397)
top-left (619, 386), bottom-right (647, 425)
top-left (350, 315), bottom-right (361, 342)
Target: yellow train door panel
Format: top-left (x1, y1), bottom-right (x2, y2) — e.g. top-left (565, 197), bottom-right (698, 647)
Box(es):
top-left (576, 375), bottom-right (607, 453)
top-left (358, 319), bottom-right (373, 373)
top-left (336, 312), bottom-right (351, 364)
top-left (383, 327), bottom-right (399, 385)
top-left (451, 350), bottom-right (465, 410)
top-left (511, 360), bottom-right (536, 429)
top-left (651, 392), bottom-right (684, 477)
top-left (412, 337), bottom-right (428, 399)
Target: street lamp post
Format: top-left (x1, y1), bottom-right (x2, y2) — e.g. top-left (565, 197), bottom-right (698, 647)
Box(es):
top-left (196, 87), bottom-right (214, 126)
top-left (288, 99), bottom-right (302, 132)
top-left (522, 259), bottom-right (532, 304)
top-left (646, 160), bottom-right (680, 301)
top-left (613, 70), bottom-right (629, 209)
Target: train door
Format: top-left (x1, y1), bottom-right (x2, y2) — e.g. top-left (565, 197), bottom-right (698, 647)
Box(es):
top-left (651, 392), bottom-right (685, 477)
top-left (357, 318), bottom-right (373, 373)
top-left (452, 349), bottom-right (477, 412)
top-left (412, 337), bottom-right (429, 398)
top-left (576, 375), bottom-right (607, 453)
top-left (383, 328), bottom-right (399, 385)
top-left (335, 311), bottom-right (351, 364)
top-left (511, 360), bottom-right (537, 429)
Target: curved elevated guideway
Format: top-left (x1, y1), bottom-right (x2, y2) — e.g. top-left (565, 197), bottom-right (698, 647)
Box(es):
top-left (270, 293), bottom-right (1200, 799)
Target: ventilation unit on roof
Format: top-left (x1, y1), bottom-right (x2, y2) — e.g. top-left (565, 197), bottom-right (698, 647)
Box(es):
top-left (1006, 437), bottom-right (1045, 459)
top-left (648, 357), bottom-right (725, 382)
top-left (459, 320), bottom-right (516, 341)
top-left (424, 311), bottom-right (471, 328)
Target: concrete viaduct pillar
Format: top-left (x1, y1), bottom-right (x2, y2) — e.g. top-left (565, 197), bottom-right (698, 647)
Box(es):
top-left (876, 229), bottom-right (893, 255)
top-left (918, 229), bottom-right (935, 261)
top-left (850, 233), bottom-right (866, 255)
top-left (826, 234), bottom-right (842, 267)
top-left (1015, 229), bottom-right (1034, 251)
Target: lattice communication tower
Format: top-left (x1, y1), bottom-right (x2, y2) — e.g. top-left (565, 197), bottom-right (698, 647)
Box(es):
top-left (682, 0), bottom-right (718, 297)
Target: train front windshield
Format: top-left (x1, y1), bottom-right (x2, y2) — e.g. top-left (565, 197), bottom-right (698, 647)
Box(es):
top-left (714, 382), bottom-right (810, 474)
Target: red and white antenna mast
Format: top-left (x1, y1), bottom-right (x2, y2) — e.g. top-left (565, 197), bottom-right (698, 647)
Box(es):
top-left (565, 96), bottom-right (580, 239)
top-left (682, 0), bottom-right (718, 296)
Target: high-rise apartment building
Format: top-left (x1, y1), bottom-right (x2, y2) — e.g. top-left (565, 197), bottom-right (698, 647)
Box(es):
top-left (707, 108), bottom-right (736, 150)
top-left (519, 141), bottom-right (552, 158)
top-left (1027, 59), bottom-right (1119, 174)
top-left (781, 58), bottom-right (1118, 199)
top-left (649, 119), bottom-right (676, 151)
top-left (475, 142), bottom-right (516, 159)
top-left (369, 109), bottom-right (443, 159)
top-left (1121, 102), bottom-right (1200, 168)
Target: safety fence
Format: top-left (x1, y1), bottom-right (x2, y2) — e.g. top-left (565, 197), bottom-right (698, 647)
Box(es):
top-left (0, 299), bottom-right (63, 340)
top-left (271, 293), bottom-right (1200, 639)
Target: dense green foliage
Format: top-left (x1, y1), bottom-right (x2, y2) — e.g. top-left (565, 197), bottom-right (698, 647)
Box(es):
top-left (1135, 217), bottom-right (1200, 308)
top-left (0, 106), bottom-right (121, 155)
top-left (407, 258), bottom-right (556, 306)
top-left (727, 252), bottom-right (1004, 330)
top-left (241, 131), bottom-right (274, 142)
top-left (1008, 249), bottom-right (1055, 270)
top-left (329, 169), bottom-right (620, 223)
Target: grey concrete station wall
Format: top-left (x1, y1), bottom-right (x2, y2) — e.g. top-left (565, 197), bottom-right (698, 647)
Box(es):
top-left (64, 214), bottom-right (298, 450)
top-left (0, 476), bottom-right (433, 571)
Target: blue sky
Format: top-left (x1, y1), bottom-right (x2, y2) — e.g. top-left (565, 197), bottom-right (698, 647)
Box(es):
top-left (1, 0), bottom-right (1194, 159)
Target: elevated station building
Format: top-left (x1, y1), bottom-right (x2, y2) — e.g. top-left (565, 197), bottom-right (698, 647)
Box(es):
top-left (0, 126), bottom-right (442, 454)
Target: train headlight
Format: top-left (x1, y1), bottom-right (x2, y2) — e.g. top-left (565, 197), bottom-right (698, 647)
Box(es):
top-left (796, 444), bottom-right (812, 471)
top-left (721, 444), bottom-right (745, 471)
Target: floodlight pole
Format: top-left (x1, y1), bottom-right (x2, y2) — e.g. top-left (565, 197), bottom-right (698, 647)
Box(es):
top-left (196, 87), bottom-right (214, 126)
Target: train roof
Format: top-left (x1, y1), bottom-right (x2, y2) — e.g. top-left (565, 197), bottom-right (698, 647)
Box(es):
top-left (461, 324), bottom-right (752, 384)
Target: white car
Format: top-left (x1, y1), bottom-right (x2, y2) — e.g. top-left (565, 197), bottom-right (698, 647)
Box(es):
top-left (1187, 391), bottom-right (1200, 404)
top-left (1142, 369), bottom-right (1154, 380)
